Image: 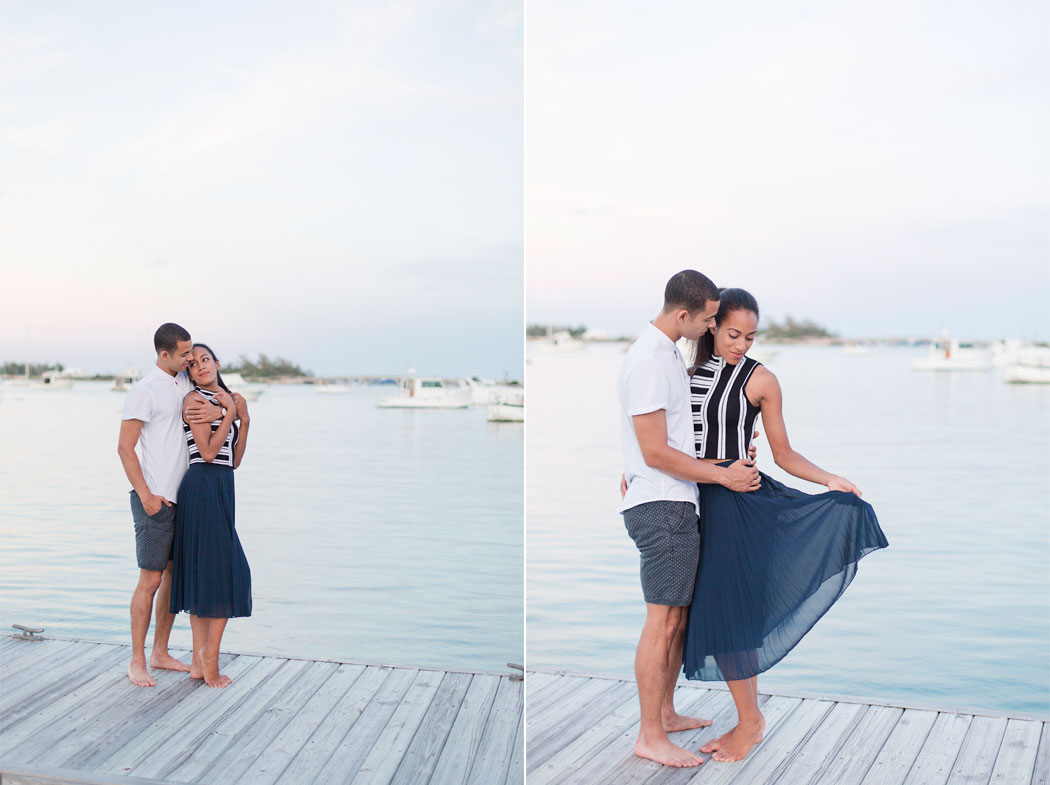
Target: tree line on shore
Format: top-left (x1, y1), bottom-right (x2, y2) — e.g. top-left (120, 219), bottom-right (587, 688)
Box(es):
top-left (2, 354), bottom-right (311, 379)
top-left (527, 317), bottom-right (836, 341)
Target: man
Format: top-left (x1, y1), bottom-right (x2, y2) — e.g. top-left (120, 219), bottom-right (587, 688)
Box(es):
top-left (618, 270), bottom-right (761, 767)
top-left (117, 323), bottom-right (223, 687)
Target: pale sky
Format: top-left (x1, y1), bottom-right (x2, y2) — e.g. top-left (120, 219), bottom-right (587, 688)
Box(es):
top-left (527, 0), bottom-right (1049, 340)
top-left (1, 0), bottom-right (523, 378)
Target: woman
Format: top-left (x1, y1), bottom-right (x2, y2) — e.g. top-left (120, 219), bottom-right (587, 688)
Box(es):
top-left (169, 343), bottom-right (252, 688)
top-left (681, 288), bottom-right (888, 761)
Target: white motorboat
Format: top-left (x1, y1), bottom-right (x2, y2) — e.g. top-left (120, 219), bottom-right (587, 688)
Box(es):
top-left (488, 389), bottom-right (524, 422)
top-left (911, 336), bottom-right (991, 371)
top-left (112, 370), bottom-right (140, 391)
top-left (30, 371), bottom-right (73, 390)
top-left (844, 343), bottom-right (869, 356)
top-left (377, 376), bottom-right (471, 409)
top-left (1003, 346), bottom-right (1050, 384)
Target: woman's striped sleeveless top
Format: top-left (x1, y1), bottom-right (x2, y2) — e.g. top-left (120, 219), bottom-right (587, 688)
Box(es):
top-left (690, 355), bottom-right (762, 460)
top-left (184, 386), bottom-right (239, 467)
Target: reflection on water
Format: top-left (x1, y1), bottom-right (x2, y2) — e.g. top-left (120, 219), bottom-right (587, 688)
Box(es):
top-left (0, 382), bottom-right (522, 672)
top-left (527, 343), bottom-right (1050, 714)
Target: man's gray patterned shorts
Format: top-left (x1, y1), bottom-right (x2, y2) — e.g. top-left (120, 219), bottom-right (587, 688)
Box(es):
top-left (130, 491), bottom-right (176, 572)
top-left (622, 500), bottom-right (700, 606)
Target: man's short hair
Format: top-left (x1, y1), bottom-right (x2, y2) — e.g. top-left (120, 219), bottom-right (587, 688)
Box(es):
top-left (663, 270), bottom-right (719, 314)
top-left (154, 323), bottom-right (191, 355)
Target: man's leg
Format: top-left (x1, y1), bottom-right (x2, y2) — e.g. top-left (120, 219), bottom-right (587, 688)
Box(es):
top-left (149, 561), bottom-right (189, 672)
top-left (660, 607), bottom-right (712, 732)
top-left (129, 568), bottom-right (163, 687)
top-left (634, 603), bottom-right (703, 767)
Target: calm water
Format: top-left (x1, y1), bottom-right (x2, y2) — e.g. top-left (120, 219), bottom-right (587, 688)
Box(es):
top-left (527, 342), bottom-right (1050, 715)
top-left (0, 381), bottom-right (522, 673)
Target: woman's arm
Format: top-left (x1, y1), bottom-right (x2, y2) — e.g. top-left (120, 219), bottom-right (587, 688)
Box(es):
top-left (231, 393), bottom-right (250, 468)
top-left (747, 366), bottom-right (862, 496)
top-left (183, 392), bottom-right (236, 463)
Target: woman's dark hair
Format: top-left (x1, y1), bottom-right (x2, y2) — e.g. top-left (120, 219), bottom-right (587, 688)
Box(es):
top-left (692, 288), bottom-right (760, 367)
top-left (191, 343), bottom-right (232, 394)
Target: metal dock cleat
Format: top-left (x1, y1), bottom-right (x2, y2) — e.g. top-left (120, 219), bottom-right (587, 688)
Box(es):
top-left (11, 624), bottom-right (44, 641)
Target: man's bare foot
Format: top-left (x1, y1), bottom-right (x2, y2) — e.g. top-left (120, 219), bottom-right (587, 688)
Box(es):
top-left (149, 651), bottom-right (190, 672)
top-left (127, 659), bottom-right (156, 687)
top-left (199, 648), bottom-right (232, 688)
top-left (635, 735), bottom-right (704, 767)
top-left (662, 711), bottom-right (712, 733)
top-left (711, 714), bottom-right (764, 762)
top-left (189, 649), bottom-right (204, 680)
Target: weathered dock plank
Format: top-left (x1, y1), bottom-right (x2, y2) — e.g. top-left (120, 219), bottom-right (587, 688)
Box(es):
top-left (1031, 722), bottom-right (1050, 785)
top-left (427, 673), bottom-right (502, 785)
top-left (988, 718), bottom-right (1043, 784)
top-left (858, 708), bottom-right (939, 785)
top-left (526, 669), bottom-right (1047, 785)
top-left (389, 670), bottom-right (473, 785)
top-left (273, 665), bottom-right (393, 785)
top-left (466, 673), bottom-right (524, 785)
top-left (0, 638), bottom-right (523, 785)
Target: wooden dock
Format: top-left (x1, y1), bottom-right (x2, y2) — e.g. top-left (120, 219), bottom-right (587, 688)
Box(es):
top-left (525, 669), bottom-right (1048, 785)
top-left (0, 636), bottom-right (522, 785)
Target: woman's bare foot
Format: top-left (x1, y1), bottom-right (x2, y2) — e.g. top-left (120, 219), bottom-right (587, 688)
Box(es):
top-left (199, 647), bottom-right (232, 688)
top-left (662, 710), bottom-right (712, 733)
top-left (711, 714), bottom-right (765, 762)
top-left (189, 648), bottom-right (204, 679)
top-left (149, 650), bottom-right (190, 673)
top-left (635, 734), bottom-right (705, 767)
top-left (701, 728), bottom-right (734, 754)
top-left (127, 658), bottom-right (156, 687)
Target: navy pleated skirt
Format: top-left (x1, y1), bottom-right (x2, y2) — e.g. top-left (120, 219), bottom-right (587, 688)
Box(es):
top-left (170, 463), bottom-right (252, 619)
top-left (682, 464), bottom-right (887, 682)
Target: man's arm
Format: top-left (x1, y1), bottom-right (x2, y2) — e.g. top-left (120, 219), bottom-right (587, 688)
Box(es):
top-left (117, 420), bottom-right (169, 516)
top-left (184, 394), bottom-right (225, 424)
top-left (632, 411), bottom-right (761, 492)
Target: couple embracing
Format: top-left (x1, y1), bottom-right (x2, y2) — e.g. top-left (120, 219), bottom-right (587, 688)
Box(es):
top-left (117, 323), bottom-right (252, 689)
top-left (618, 271), bottom-right (888, 766)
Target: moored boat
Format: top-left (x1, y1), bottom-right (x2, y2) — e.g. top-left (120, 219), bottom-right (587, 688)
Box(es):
top-left (911, 335), bottom-right (990, 371)
top-left (112, 369), bottom-right (140, 391)
top-left (488, 389), bottom-right (524, 422)
top-left (377, 376), bottom-right (471, 409)
top-left (30, 371), bottom-right (73, 389)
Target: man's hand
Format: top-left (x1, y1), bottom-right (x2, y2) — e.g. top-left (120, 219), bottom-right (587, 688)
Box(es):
top-left (748, 430), bottom-right (760, 462)
top-left (723, 459), bottom-right (761, 493)
top-left (185, 394), bottom-right (223, 425)
top-left (140, 491), bottom-right (172, 517)
top-left (620, 473), bottom-right (628, 499)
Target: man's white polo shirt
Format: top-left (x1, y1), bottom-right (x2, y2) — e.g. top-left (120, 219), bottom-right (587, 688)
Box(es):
top-left (618, 323), bottom-right (699, 515)
top-left (122, 366), bottom-right (194, 503)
